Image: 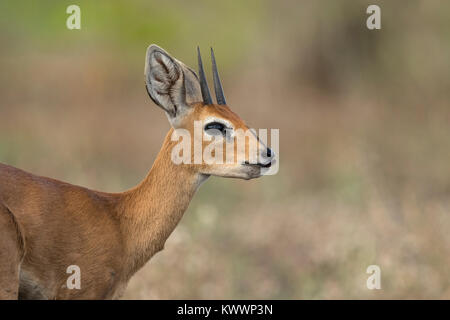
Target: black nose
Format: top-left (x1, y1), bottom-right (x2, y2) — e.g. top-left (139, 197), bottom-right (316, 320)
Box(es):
top-left (266, 148), bottom-right (273, 158)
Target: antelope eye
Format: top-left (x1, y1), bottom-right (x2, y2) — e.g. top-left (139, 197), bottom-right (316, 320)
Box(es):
top-left (204, 122), bottom-right (226, 135)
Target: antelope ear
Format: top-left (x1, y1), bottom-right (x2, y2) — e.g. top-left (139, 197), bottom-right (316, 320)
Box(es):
top-left (145, 45), bottom-right (202, 125)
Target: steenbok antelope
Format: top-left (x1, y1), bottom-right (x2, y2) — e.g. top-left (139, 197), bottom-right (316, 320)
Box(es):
top-left (0, 45), bottom-right (275, 299)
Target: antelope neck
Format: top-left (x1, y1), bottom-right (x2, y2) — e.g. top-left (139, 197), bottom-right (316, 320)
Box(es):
top-left (116, 128), bottom-right (205, 276)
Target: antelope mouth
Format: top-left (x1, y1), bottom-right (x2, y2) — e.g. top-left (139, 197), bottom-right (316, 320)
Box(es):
top-left (244, 161), bottom-right (273, 168)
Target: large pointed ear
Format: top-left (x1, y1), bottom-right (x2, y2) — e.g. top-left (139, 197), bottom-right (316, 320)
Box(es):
top-left (145, 45), bottom-right (202, 126)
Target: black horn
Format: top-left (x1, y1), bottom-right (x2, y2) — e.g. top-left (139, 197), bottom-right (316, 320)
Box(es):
top-left (210, 47), bottom-right (226, 105)
top-left (197, 46), bottom-right (212, 105)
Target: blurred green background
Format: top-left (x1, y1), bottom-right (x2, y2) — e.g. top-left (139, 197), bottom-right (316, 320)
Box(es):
top-left (1, 0), bottom-right (450, 299)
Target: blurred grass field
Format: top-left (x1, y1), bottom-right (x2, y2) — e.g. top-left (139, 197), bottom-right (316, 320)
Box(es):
top-left (1, 0), bottom-right (450, 299)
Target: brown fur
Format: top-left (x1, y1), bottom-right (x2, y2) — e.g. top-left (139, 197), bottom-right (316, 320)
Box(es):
top-left (0, 103), bottom-right (259, 299)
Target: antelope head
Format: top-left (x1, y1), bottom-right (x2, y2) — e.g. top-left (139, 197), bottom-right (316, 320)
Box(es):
top-left (144, 45), bottom-right (275, 180)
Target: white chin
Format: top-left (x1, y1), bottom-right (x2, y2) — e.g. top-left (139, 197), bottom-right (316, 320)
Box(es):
top-left (206, 166), bottom-right (262, 180)
top-left (231, 166), bottom-right (262, 180)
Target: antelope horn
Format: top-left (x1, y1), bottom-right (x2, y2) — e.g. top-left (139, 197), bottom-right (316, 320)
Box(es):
top-left (197, 46), bottom-right (212, 105)
top-left (210, 47), bottom-right (226, 105)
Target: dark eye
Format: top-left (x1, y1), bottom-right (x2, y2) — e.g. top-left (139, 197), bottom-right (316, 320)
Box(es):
top-left (204, 122), bottom-right (226, 135)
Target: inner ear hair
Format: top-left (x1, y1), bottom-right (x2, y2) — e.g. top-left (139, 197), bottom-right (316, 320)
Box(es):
top-left (145, 46), bottom-right (187, 118)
